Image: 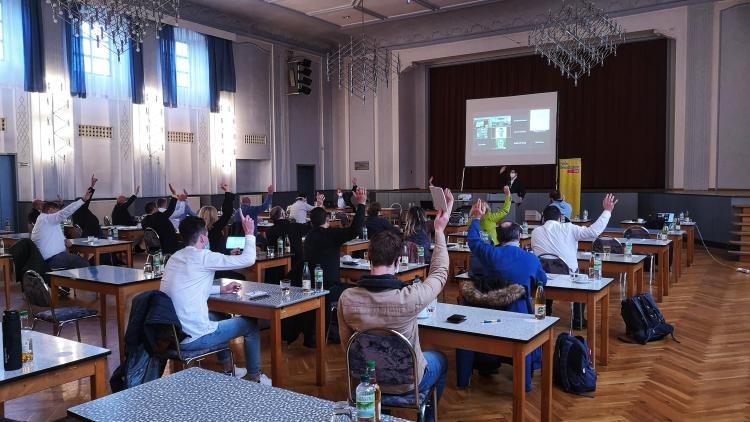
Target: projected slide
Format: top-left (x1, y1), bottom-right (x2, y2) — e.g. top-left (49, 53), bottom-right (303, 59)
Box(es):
top-left (465, 92), bottom-right (558, 167)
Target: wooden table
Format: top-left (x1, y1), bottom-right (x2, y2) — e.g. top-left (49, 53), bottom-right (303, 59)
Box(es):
top-left (68, 367), bottom-right (407, 421)
top-left (109, 226), bottom-right (144, 246)
top-left (620, 220), bottom-right (696, 267)
top-left (48, 266), bottom-right (162, 362)
top-left (604, 227), bottom-right (685, 281)
top-left (419, 303), bottom-right (558, 422)
top-left (340, 261), bottom-right (429, 283)
top-left (577, 251), bottom-right (647, 298)
top-left (341, 239), bottom-right (369, 255)
top-left (0, 255), bottom-right (12, 310)
top-left (208, 280), bottom-right (328, 388)
top-left (1, 329), bottom-right (110, 418)
top-left (0, 233), bottom-right (29, 248)
top-left (444, 224), bottom-right (466, 235)
top-left (570, 218), bottom-right (593, 226)
top-left (579, 238), bottom-right (671, 302)
top-left (241, 252), bottom-right (292, 282)
top-left (67, 238), bottom-right (134, 268)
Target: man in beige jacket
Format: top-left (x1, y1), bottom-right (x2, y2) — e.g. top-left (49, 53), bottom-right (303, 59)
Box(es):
top-left (338, 188), bottom-right (453, 422)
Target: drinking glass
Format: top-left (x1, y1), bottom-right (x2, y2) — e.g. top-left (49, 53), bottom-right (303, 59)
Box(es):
top-left (602, 245), bottom-right (611, 259)
top-left (279, 279), bottom-right (291, 295)
top-left (266, 246), bottom-right (275, 258)
top-left (363, 251), bottom-right (369, 266)
top-left (569, 268), bottom-right (579, 282)
top-left (87, 235), bottom-right (96, 244)
top-left (143, 262), bottom-right (153, 277)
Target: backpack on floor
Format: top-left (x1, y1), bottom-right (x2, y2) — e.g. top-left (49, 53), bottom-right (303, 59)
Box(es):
top-left (620, 293), bottom-right (678, 344)
top-left (553, 332), bottom-right (597, 396)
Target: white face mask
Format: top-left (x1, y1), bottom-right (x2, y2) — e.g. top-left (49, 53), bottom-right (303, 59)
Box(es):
top-left (337, 192), bottom-right (343, 197)
top-left (510, 173), bottom-right (517, 179)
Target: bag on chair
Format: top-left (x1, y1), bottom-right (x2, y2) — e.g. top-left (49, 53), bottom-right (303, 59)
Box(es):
top-left (553, 332), bottom-right (597, 396)
top-left (620, 293), bottom-right (678, 344)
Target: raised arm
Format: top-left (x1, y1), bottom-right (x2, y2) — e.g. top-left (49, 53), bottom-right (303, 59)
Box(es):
top-left (486, 185), bottom-right (512, 224)
top-left (213, 185), bottom-right (236, 233)
top-left (329, 188), bottom-right (367, 245)
top-left (572, 194), bottom-right (617, 241)
top-left (164, 196), bottom-right (178, 218)
top-left (467, 203), bottom-right (496, 266)
top-left (204, 209), bottom-right (256, 271)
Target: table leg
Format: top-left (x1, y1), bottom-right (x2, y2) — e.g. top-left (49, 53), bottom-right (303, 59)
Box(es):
top-left (687, 227), bottom-right (695, 266)
top-left (626, 268), bottom-right (635, 297)
top-left (661, 250), bottom-right (669, 298)
top-left (127, 247), bottom-right (133, 268)
top-left (541, 331), bottom-right (553, 422)
top-left (94, 252), bottom-right (101, 266)
top-left (90, 358), bottom-right (108, 399)
top-left (636, 267), bottom-right (644, 296)
top-left (601, 292), bottom-right (609, 366)
top-left (0, 400), bottom-right (4, 418)
top-left (674, 238), bottom-right (682, 281)
top-left (316, 297), bottom-right (326, 386)
top-left (512, 345), bottom-right (526, 422)
top-left (285, 260), bottom-right (292, 275)
top-left (270, 311), bottom-right (282, 386)
top-left (50, 277), bottom-right (59, 309)
top-left (255, 265), bottom-right (263, 283)
top-left (115, 291), bottom-right (127, 362)
top-left (3, 263), bottom-right (10, 310)
top-left (99, 293), bottom-right (108, 347)
top-left (587, 295), bottom-right (597, 368)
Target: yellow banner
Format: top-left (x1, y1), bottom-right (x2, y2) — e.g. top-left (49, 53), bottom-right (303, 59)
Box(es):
top-left (559, 158), bottom-right (582, 218)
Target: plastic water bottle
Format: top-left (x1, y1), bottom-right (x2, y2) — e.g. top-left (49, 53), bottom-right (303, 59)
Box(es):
top-left (277, 237), bottom-right (284, 256)
top-left (112, 226), bottom-right (119, 239)
top-left (417, 246), bottom-right (425, 265)
top-left (362, 227), bottom-right (368, 240)
top-left (624, 238), bottom-right (633, 258)
top-left (153, 252), bottom-right (162, 275)
top-left (679, 211), bottom-right (684, 223)
top-left (302, 262), bottom-right (311, 292)
top-left (356, 374), bottom-right (375, 421)
top-left (366, 361), bottom-right (382, 422)
top-left (400, 245), bottom-right (409, 268)
top-left (0, 239), bottom-right (5, 255)
top-left (522, 221), bottom-right (529, 235)
top-left (108, 228), bottom-right (113, 240)
top-left (3, 219), bottom-right (11, 232)
top-left (314, 264), bottom-right (324, 291)
top-left (593, 252), bottom-right (603, 279)
top-left (661, 224), bottom-right (669, 240)
top-left (582, 209), bottom-right (589, 220)
top-left (284, 236), bottom-right (291, 254)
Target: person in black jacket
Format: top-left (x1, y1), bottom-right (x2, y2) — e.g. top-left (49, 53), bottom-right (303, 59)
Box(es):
top-left (198, 183), bottom-right (236, 254)
top-left (365, 202), bottom-right (399, 239)
top-left (266, 206), bottom-right (310, 280)
top-left (112, 186), bottom-right (140, 226)
top-left (141, 188), bottom-right (179, 254)
top-left (71, 189), bottom-right (102, 238)
top-left (27, 199), bottom-right (43, 229)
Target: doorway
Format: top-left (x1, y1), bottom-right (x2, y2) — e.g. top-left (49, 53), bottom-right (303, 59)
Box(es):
top-left (296, 165), bottom-right (315, 202)
top-left (0, 155), bottom-right (18, 232)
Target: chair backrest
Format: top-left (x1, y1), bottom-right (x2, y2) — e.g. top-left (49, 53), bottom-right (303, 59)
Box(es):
top-left (143, 228), bottom-right (161, 252)
top-left (624, 225), bottom-right (650, 239)
top-left (593, 236), bottom-right (624, 254)
top-left (22, 270), bottom-right (52, 309)
top-left (538, 253), bottom-right (570, 275)
top-left (64, 224), bottom-right (82, 239)
top-left (346, 329), bottom-right (420, 405)
top-left (103, 216), bottom-right (112, 226)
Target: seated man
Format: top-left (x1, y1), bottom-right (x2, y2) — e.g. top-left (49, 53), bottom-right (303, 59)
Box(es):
top-left (531, 194), bottom-right (618, 327)
top-left (289, 192), bottom-right (324, 224)
top-left (112, 186), bottom-right (140, 226)
top-left (31, 175), bottom-right (97, 269)
top-left (458, 213), bottom-right (548, 390)
top-left (299, 188), bottom-right (366, 346)
top-left (169, 187), bottom-right (198, 230)
top-left (365, 202), bottom-right (399, 240)
top-left (337, 188), bottom-right (452, 422)
top-left (71, 187), bottom-right (102, 239)
top-left (548, 190), bottom-right (573, 221)
top-left (27, 199), bottom-right (43, 230)
top-left (160, 214), bottom-right (270, 384)
top-left (266, 206), bottom-right (310, 276)
top-left (141, 192), bottom-right (180, 255)
top-left (234, 185), bottom-right (274, 232)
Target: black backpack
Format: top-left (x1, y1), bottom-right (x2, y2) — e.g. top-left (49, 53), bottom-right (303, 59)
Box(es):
top-left (553, 332), bottom-right (597, 396)
top-left (620, 293), bottom-right (678, 344)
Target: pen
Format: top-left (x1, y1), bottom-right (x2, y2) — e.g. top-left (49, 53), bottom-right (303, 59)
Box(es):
top-left (482, 319), bottom-right (500, 324)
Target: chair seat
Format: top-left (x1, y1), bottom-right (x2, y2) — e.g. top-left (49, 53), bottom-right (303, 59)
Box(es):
top-left (381, 388), bottom-right (431, 408)
top-left (35, 307), bottom-right (98, 323)
top-left (164, 343), bottom-right (230, 361)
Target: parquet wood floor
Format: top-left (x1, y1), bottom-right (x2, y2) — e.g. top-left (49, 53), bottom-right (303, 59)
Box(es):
top-left (2, 248), bottom-right (749, 421)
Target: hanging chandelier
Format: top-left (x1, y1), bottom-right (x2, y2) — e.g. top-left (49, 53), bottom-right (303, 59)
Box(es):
top-left (529, 0), bottom-right (625, 86)
top-left (46, 0), bottom-right (181, 58)
top-left (325, 0), bottom-right (400, 101)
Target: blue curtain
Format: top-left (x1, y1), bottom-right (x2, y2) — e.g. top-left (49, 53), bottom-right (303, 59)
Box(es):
top-left (64, 17), bottom-right (86, 98)
top-left (159, 24), bottom-right (177, 108)
top-left (207, 35), bottom-right (236, 113)
top-left (129, 39), bottom-right (145, 104)
top-left (21, 0), bottom-right (45, 92)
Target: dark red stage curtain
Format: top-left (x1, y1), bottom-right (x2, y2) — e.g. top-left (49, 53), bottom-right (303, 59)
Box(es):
top-left (428, 38), bottom-right (668, 190)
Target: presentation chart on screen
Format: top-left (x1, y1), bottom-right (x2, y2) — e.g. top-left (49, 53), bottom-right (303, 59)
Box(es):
top-left (465, 92), bottom-right (558, 167)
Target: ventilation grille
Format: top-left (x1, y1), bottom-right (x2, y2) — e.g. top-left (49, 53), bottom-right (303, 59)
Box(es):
top-left (0, 117), bottom-right (5, 132)
top-left (167, 131), bottom-right (195, 143)
top-left (78, 124), bottom-right (112, 139)
top-left (244, 134), bottom-right (267, 145)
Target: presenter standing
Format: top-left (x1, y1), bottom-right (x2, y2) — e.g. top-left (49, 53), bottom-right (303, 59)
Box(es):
top-left (499, 166), bottom-right (526, 222)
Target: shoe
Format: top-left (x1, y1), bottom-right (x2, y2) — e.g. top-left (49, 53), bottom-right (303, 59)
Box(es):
top-left (244, 372), bottom-right (272, 386)
top-left (223, 366), bottom-right (247, 379)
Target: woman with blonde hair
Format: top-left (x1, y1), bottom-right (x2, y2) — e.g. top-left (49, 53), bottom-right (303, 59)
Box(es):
top-left (403, 206), bottom-right (433, 263)
top-left (469, 185), bottom-right (512, 245)
top-left (198, 183), bottom-right (236, 254)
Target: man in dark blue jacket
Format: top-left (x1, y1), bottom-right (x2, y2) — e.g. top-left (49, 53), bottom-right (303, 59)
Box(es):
top-left (365, 202), bottom-right (399, 239)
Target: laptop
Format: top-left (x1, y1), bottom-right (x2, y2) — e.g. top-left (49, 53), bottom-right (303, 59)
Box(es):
top-left (657, 213), bottom-right (675, 224)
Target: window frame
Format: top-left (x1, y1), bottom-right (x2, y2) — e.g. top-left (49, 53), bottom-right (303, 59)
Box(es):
top-left (80, 21), bottom-right (111, 77)
top-left (175, 40), bottom-right (190, 89)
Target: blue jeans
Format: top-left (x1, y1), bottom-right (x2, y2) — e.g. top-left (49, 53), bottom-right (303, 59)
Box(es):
top-left (180, 312), bottom-right (261, 377)
top-left (410, 351), bottom-right (447, 422)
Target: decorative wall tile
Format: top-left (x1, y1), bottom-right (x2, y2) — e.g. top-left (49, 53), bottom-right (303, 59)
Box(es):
top-left (78, 124), bottom-right (113, 139)
top-left (167, 131), bottom-right (195, 143)
top-left (244, 134), bottom-right (267, 145)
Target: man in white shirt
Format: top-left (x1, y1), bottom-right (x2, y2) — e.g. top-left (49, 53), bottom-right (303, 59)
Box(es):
top-left (168, 186), bottom-right (197, 230)
top-left (31, 175), bottom-right (97, 269)
top-left (288, 192), bottom-right (324, 224)
top-left (159, 211), bottom-right (270, 384)
top-left (531, 193), bottom-right (618, 327)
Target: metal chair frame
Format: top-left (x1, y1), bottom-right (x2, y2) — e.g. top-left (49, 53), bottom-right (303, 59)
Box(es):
top-left (623, 226), bottom-right (655, 287)
top-left (346, 328), bottom-right (438, 422)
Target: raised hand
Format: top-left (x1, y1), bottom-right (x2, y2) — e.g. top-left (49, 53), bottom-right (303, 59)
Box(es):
top-left (503, 185), bottom-right (511, 196)
top-left (219, 183), bottom-right (229, 192)
top-left (444, 188), bottom-right (454, 213)
top-left (183, 189), bottom-right (189, 196)
top-left (351, 177), bottom-right (358, 186)
top-left (56, 194), bottom-right (64, 205)
top-left (499, 166), bottom-right (507, 174)
top-left (90, 174), bottom-right (98, 187)
top-left (239, 208), bottom-right (255, 235)
top-left (135, 185), bottom-right (140, 195)
top-left (168, 183), bottom-right (177, 196)
top-left (603, 193), bottom-right (618, 212)
top-left (220, 281), bottom-right (242, 294)
top-left (428, 176), bottom-right (434, 187)
top-left (434, 203), bottom-right (450, 233)
top-left (315, 192), bottom-right (325, 206)
top-left (470, 199), bottom-right (485, 219)
top-left (353, 187), bottom-right (368, 205)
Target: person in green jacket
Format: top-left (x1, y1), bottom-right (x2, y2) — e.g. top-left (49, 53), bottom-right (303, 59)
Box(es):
top-left (469, 185), bottom-right (512, 245)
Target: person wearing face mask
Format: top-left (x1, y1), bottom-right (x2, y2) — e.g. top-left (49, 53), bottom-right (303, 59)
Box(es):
top-left (499, 166), bottom-right (526, 222)
top-left (160, 212), bottom-right (270, 384)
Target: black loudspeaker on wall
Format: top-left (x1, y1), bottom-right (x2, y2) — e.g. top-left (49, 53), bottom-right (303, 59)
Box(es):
top-left (287, 57), bottom-right (312, 96)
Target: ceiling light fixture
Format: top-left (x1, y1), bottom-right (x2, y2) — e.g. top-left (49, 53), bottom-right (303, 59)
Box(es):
top-left (46, 0), bottom-right (181, 58)
top-left (529, 0), bottom-right (625, 86)
top-left (325, 0), bottom-right (400, 101)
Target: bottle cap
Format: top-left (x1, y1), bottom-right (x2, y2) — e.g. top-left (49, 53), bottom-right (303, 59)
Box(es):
top-left (366, 360), bottom-right (376, 369)
top-left (361, 374), bottom-right (370, 383)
